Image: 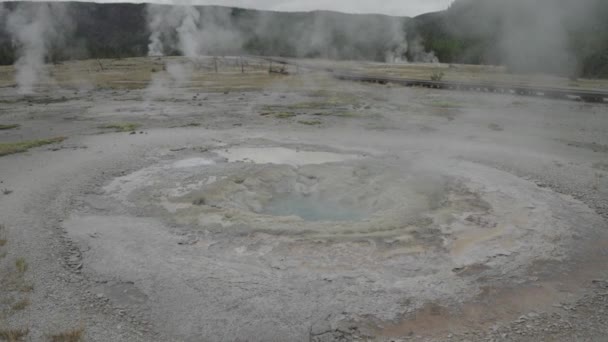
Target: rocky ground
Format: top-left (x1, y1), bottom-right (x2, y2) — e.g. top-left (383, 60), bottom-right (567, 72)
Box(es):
top-left (0, 58), bottom-right (607, 341)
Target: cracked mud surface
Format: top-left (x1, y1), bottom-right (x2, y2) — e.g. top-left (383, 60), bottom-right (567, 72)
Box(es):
top-left (0, 58), bottom-right (607, 341)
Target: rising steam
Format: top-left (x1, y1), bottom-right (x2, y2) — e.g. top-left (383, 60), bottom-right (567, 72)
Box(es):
top-left (145, 4), bottom-right (424, 64)
top-left (3, 3), bottom-right (70, 94)
top-left (145, 5), bottom-right (246, 93)
top-left (147, 5), bottom-right (243, 58)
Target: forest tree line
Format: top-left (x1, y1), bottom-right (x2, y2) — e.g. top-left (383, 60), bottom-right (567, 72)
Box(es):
top-left (0, 0), bottom-right (607, 78)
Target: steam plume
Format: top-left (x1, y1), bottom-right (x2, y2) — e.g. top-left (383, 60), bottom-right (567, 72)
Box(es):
top-left (4, 3), bottom-right (70, 94)
top-left (147, 5), bottom-right (243, 58)
top-left (446, 0), bottom-right (599, 75)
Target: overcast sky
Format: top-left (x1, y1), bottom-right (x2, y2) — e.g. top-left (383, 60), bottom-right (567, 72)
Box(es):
top-left (48, 0), bottom-right (454, 17)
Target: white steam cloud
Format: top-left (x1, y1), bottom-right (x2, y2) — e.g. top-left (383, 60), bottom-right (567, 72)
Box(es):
top-left (146, 5), bottom-right (246, 93)
top-left (147, 5), bottom-right (243, 58)
top-left (497, 0), bottom-right (573, 74)
top-left (145, 5), bottom-right (434, 65)
top-left (408, 37), bottom-right (439, 64)
top-left (3, 3), bottom-right (70, 94)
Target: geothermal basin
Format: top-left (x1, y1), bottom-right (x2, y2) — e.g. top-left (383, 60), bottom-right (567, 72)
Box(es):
top-left (64, 143), bottom-right (608, 341)
top-left (0, 58), bottom-right (607, 342)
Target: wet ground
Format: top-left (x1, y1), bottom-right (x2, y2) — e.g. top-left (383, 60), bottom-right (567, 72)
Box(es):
top-left (0, 58), bottom-right (607, 341)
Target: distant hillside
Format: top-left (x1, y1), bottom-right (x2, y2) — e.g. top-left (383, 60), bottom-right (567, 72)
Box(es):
top-left (1, 0), bottom-right (607, 78)
top-left (0, 2), bottom-right (409, 65)
top-left (412, 0), bottom-right (608, 78)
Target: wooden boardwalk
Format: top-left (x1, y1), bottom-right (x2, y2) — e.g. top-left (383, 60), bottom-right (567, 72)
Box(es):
top-left (334, 73), bottom-right (608, 103)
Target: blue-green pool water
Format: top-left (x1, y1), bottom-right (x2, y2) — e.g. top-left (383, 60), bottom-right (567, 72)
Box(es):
top-left (264, 195), bottom-right (367, 222)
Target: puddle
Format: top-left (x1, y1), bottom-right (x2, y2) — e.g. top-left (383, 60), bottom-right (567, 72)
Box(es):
top-left (216, 147), bottom-right (358, 166)
top-left (264, 194), bottom-right (368, 222)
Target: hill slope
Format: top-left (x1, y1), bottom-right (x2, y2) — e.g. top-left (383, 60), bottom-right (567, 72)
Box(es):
top-left (413, 0), bottom-right (608, 77)
top-left (0, 2), bottom-right (409, 65)
top-left (0, 0), bottom-right (607, 78)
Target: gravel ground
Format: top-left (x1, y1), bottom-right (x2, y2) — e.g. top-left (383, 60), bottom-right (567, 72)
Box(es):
top-left (0, 60), bottom-right (607, 341)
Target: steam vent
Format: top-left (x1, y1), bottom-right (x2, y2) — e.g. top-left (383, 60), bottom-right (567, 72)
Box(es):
top-left (1, 1), bottom-right (608, 341)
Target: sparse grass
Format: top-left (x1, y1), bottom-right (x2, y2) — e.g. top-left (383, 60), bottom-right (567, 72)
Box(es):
top-left (0, 125), bottom-right (20, 131)
top-left (3, 57), bottom-right (607, 92)
top-left (290, 96), bottom-right (361, 109)
top-left (361, 61), bottom-right (608, 89)
top-left (289, 101), bottom-right (331, 109)
top-left (308, 88), bottom-right (364, 101)
top-left (261, 91), bottom-right (361, 114)
top-left (274, 112), bottom-right (296, 119)
top-left (311, 110), bottom-right (360, 118)
top-left (0, 97), bottom-right (69, 105)
top-left (0, 328), bottom-right (29, 341)
top-left (430, 70), bottom-right (445, 81)
top-left (27, 97), bottom-right (70, 105)
top-left (429, 100), bottom-right (463, 109)
top-left (298, 120), bottom-right (322, 126)
top-left (98, 122), bottom-right (140, 132)
top-left (11, 298), bottom-right (29, 311)
top-left (335, 111), bottom-right (360, 118)
top-left (48, 326), bottom-right (85, 342)
top-left (307, 89), bottom-right (334, 97)
top-left (2, 271), bottom-right (34, 292)
top-left (0, 137), bottom-right (66, 157)
top-left (15, 258), bottom-right (27, 274)
top-left (260, 111), bottom-right (296, 119)
top-left (0, 224), bottom-right (6, 247)
top-left (260, 99), bottom-right (362, 118)
top-left (261, 102), bottom-right (330, 112)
